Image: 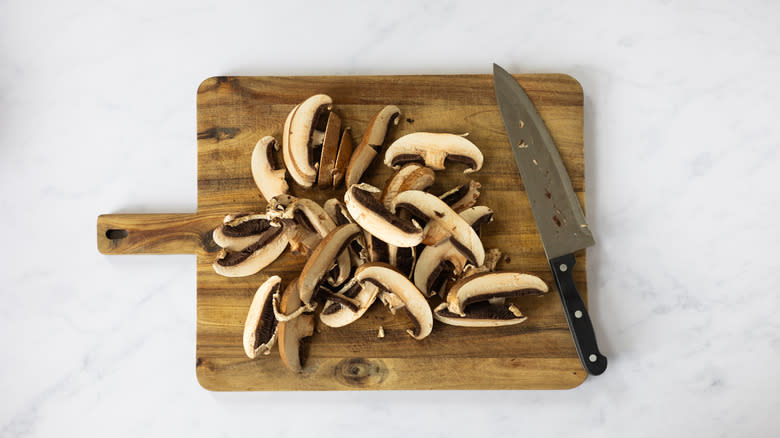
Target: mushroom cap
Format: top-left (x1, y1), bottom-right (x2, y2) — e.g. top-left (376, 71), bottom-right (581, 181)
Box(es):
top-left (384, 132), bottom-right (483, 172)
top-left (243, 276), bottom-right (281, 358)
top-left (344, 105), bottom-right (401, 188)
top-left (433, 302), bottom-right (527, 327)
top-left (445, 272), bottom-right (548, 316)
top-left (277, 280), bottom-right (315, 373)
top-left (344, 184), bottom-right (423, 248)
top-left (319, 280), bottom-right (380, 328)
top-left (380, 163), bottom-right (436, 210)
top-left (212, 225), bottom-right (289, 277)
top-left (354, 262), bottom-right (432, 340)
top-left (390, 190), bottom-right (485, 265)
top-left (297, 223), bottom-right (363, 309)
top-left (251, 136), bottom-right (288, 202)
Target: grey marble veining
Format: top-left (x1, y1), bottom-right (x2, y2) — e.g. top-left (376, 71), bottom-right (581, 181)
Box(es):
top-left (1, 0), bottom-right (778, 436)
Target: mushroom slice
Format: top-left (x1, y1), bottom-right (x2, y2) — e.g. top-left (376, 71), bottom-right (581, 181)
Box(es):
top-left (391, 190), bottom-right (485, 265)
top-left (282, 198), bottom-right (351, 286)
top-left (461, 248), bottom-right (503, 279)
top-left (457, 206), bottom-right (495, 235)
top-left (445, 272), bottom-right (548, 317)
top-left (380, 163), bottom-right (436, 210)
top-left (323, 198), bottom-right (353, 226)
top-left (277, 279), bottom-right (315, 373)
top-left (378, 290), bottom-right (406, 315)
top-left (344, 105), bottom-right (401, 187)
top-left (438, 180), bottom-right (481, 211)
top-left (384, 132), bottom-right (483, 173)
top-left (297, 223), bottom-right (364, 311)
top-left (317, 112), bottom-right (342, 188)
top-left (251, 136), bottom-right (289, 202)
top-left (243, 276), bottom-right (281, 358)
top-left (283, 223), bottom-right (321, 257)
top-left (413, 206), bottom-right (494, 297)
top-left (389, 245), bottom-right (416, 278)
top-left (433, 302), bottom-right (527, 327)
top-left (331, 127), bottom-right (353, 187)
top-left (414, 239), bottom-right (468, 297)
top-left (283, 95), bottom-right (333, 188)
top-left (344, 184), bottom-right (423, 248)
top-left (212, 225), bottom-right (288, 277)
top-left (319, 279), bottom-right (380, 328)
top-left (355, 262), bottom-right (432, 340)
top-left (324, 198), bottom-right (368, 266)
top-left (367, 234), bottom-right (389, 263)
top-left (213, 213), bottom-right (279, 251)
top-left (426, 205), bottom-right (494, 244)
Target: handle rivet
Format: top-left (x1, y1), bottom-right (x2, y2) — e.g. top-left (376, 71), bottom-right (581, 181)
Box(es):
top-left (588, 354), bottom-right (597, 362)
top-left (574, 310), bottom-right (583, 319)
top-left (559, 264), bottom-right (568, 272)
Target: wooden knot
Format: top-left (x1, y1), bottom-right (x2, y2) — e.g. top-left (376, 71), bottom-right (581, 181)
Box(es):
top-left (334, 358), bottom-right (388, 388)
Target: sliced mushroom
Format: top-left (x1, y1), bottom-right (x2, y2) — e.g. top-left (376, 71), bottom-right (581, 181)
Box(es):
top-left (324, 198), bottom-right (368, 266)
top-left (276, 279), bottom-right (315, 373)
top-left (354, 262), bottom-right (432, 340)
top-left (283, 223), bottom-right (321, 257)
top-left (461, 248), bottom-right (503, 279)
top-left (331, 127), bottom-right (353, 187)
top-left (297, 223), bottom-right (364, 311)
top-left (344, 105), bottom-right (401, 187)
top-left (212, 225), bottom-right (288, 277)
top-left (380, 163), bottom-right (436, 210)
top-left (367, 233), bottom-right (389, 263)
top-left (282, 198), bottom-right (351, 285)
top-left (283, 95), bottom-right (333, 188)
top-left (384, 132), bottom-right (483, 173)
top-left (378, 290), bottom-right (406, 315)
top-left (457, 206), bottom-right (495, 235)
top-left (425, 205), bottom-right (494, 244)
top-left (389, 245), bottom-right (416, 278)
top-left (213, 213), bottom-right (279, 251)
top-left (319, 279), bottom-right (380, 328)
top-left (251, 136), bottom-right (289, 202)
top-left (414, 239), bottom-right (468, 297)
top-left (243, 276), bottom-right (281, 358)
top-left (413, 206), bottom-right (495, 297)
top-left (445, 272), bottom-right (548, 317)
top-left (433, 301), bottom-right (527, 327)
top-left (390, 190), bottom-right (485, 265)
top-left (438, 180), bottom-right (481, 211)
top-left (317, 112), bottom-right (342, 189)
top-left (344, 184), bottom-right (423, 248)
top-left (323, 198), bottom-right (353, 226)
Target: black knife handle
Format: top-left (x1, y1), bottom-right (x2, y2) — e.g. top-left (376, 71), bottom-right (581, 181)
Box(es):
top-left (549, 253), bottom-right (607, 376)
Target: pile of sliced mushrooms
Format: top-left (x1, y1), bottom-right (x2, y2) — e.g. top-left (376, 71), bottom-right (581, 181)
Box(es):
top-left (212, 94), bottom-right (550, 373)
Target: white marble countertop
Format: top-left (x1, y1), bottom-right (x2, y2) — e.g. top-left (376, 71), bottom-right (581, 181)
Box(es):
top-left (2, 0), bottom-right (778, 436)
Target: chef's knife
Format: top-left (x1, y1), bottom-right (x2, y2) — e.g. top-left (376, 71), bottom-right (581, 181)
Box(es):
top-left (493, 64), bottom-right (607, 375)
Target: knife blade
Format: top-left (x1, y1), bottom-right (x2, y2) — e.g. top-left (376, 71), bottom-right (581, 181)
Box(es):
top-left (493, 63), bottom-right (607, 375)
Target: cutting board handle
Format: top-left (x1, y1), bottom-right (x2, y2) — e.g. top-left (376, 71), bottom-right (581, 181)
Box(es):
top-left (97, 213), bottom-right (221, 255)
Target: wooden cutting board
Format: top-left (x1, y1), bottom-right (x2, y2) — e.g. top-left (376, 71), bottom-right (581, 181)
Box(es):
top-left (97, 74), bottom-right (589, 390)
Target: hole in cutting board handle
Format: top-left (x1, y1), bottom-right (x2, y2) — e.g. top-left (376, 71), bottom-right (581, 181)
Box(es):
top-left (106, 229), bottom-right (128, 240)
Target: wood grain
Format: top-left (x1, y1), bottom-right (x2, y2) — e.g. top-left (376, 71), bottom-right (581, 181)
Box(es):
top-left (98, 73), bottom-right (589, 390)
